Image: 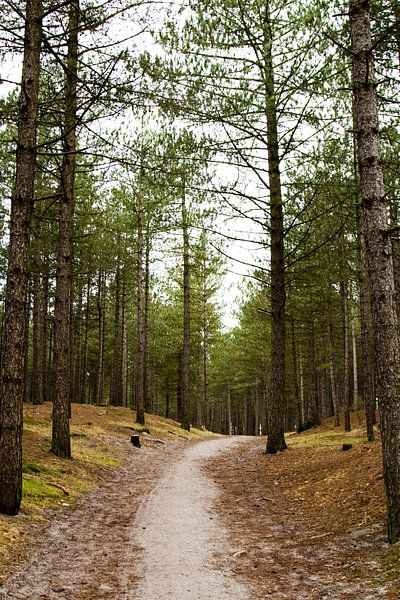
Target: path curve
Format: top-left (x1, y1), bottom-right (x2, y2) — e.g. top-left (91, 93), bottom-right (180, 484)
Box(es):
top-left (134, 437), bottom-right (251, 599)
top-left (0, 437), bottom-right (251, 599)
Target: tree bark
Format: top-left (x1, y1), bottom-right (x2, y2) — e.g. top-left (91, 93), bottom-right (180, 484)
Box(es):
top-left (291, 317), bottom-right (302, 430)
top-left (32, 235), bottom-right (44, 404)
top-left (263, 3), bottom-right (287, 453)
top-left (351, 320), bottom-right (359, 409)
top-left (307, 319), bottom-right (320, 426)
top-left (72, 279), bottom-right (82, 403)
top-left (80, 275), bottom-right (90, 404)
top-left (42, 269), bottom-right (49, 402)
top-left (121, 268), bottom-right (128, 407)
top-left (0, 0), bottom-right (42, 515)
top-left (350, 0), bottom-right (400, 543)
top-left (341, 271), bottom-right (351, 432)
top-left (95, 268), bottom-right (105, 405)
top-left (136, 213), bottom-right (145, 425)
top-left (181, 182), bottom-right (191, 431)
top-left (110, 260), bottom-right (121, 406)
top-left (52, 0), bottom-right (79, 458)
top-left (327, 300), bottom-right (340, 426)
top-left (194, 340), bottom-right (202, 428)
top-left (143, 235), bottom-right (151, 413)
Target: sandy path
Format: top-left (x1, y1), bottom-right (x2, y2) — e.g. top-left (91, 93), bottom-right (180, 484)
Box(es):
top-left (0, 437), bottom-right (250, 600)
top-left (135, 437), bottom-right (250, 599)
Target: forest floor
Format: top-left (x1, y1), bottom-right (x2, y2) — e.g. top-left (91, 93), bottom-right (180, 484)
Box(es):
top-left (0, 405), bottom-right (399, 599)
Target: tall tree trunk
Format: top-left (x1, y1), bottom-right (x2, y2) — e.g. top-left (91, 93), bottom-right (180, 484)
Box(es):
top-left (351, 320), bottom-right (359, 409)
top-left (81, 275), bottom-right (90, 404)
top-left (121, 268), bottom-right (128, 407)
top-left (255, 378), bottom-right (259, 436)
top-left (72, 279), bottom-right (82, 403)
top-left (227, 387), bottom-right (232, 435)
top-left (181, 183), bottom-right (191, 431)
top-left (194, 340), bottom-right (202, 428)
top-left (327, 300), bottom-right (340, 426)
top-left (23, 285), bottom-right (31, 405)
top-left (354, 143), bottom-right (376, 441)
top-left (110, 260), bottom-right (121, 406)
top-left (32, 235), bottom-right (44, 404)
top-left (203, 317), bottom-right (209, 431)
top-left (291, 317), bottom-right (302, 430)
top-left (0, 0), bottom-right (42, 515)
top-left (52, 0), bottom-right (79, 458)
top-left (341, 272), bottom-right (351, 432)
top-left (307, 319), bottom-right (320, 426)
top-left (95, 269), bottom-right (105, 405)
top-left (143, 236), bottom-right (151, 413)
top-left (136, 214), bottom-right (145, 425)
top-left (42, 270), bottom-right (49, 402)
top-left (350, 0), bottom-right (400, 543)
top-left (263, 3), bottom-right (287, 453)
top-left (165, 378), bottom-right (170, 419)
top-left (176, 355), bottom-right (182, 422)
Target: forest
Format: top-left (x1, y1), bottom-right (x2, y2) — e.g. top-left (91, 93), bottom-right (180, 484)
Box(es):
top-left (0, 0), bottom-right (400, 561)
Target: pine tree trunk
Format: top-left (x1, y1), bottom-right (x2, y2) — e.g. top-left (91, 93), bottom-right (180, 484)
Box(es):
top-left (350, 0), bottom-right (400, 543)
top-left (0, 0), bottom-right (42, 515)
top-left (355, 164), bottom-right (376, 441)
top-left (42, 270), bottom-right (49, 402)
top-left (81, 275), bottom-right (90, 404)
top-left (144, 236), bottom-right (151, 413)
top-left (110, 261), bottom-right (121, 406)
top-left (95, 269), bottom-right (105, 405)
top-left (227, 388), bottom-right (232, 435)
top-left (121, 269), bottom-right (128, 408)
top-left (203, 319), bottom-right (209, 431)
top-left (255, 378), bottom-right (259, 436)
top-left (136, 214), bottom-right (145, 425)
top-left (72, 280), bottom-right (82, 403)
top-left (263, 3), bottom-right (287, 454)
top-left (194, 340), bottom-right (202, 428)
top-left (341, 273), bottom-right (351, 432)
top-left (351, 320), bottom-right (359, 409)
top-left (24, 286), bottom-right (31, 405)
top-left (165, 379), bottom-right (170, 419)
top-left (327, 300), bottom-right (340, 426)
top-left (52, 0), bottom-right (79, 458)
top-left (32, 236), bottom-right (44, 404)
top-left (181, 185), bottom-right (191, 431)
top-left (291, 317), bottom-right (302, 430)
top-left (307, 319), bottom-right (320, 426)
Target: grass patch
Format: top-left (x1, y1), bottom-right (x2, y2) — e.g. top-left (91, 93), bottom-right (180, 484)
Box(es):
top-left (22, 463), bottom-right (41, 474)
top-left (22, 476), bottom-right (64, 501)
top-left (384, 545), bottom-right (400, 586)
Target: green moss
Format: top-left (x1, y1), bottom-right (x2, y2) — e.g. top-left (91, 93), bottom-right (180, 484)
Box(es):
top-left (22, 463), bottom-right (41, 474)
top-left (22, 475), bottom-right (64, 500)
top-left (287, 430), bottom-right (367, 449)
top-left (24, 417), bottom-right (41, 426)
top-left (383, 545), bottom-right (400, 584)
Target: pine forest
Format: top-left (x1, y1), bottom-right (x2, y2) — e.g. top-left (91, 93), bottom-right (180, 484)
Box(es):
top-left (0, 0), bottom-right (399, 597)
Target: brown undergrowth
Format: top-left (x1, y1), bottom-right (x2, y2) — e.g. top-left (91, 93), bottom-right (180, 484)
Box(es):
top-left (208, 414), bottom-right (399, 599)
top-left (0, 402), bottom-right (214, 580)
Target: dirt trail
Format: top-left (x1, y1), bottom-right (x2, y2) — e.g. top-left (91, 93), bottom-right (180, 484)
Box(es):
top-left (0, 437), bottom-right (250, 600)
top-left (135, 437), bottom-right (250, 599)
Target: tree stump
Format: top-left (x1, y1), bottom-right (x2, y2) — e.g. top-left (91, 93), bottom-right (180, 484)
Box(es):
top-left (131, 434), bottom-right (141, 448)
top-left (342, 443), bottom-right (352, 451)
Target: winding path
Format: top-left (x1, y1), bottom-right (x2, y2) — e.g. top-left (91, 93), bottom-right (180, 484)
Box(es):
top-left (0, 437), bottom-right (251, 599)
